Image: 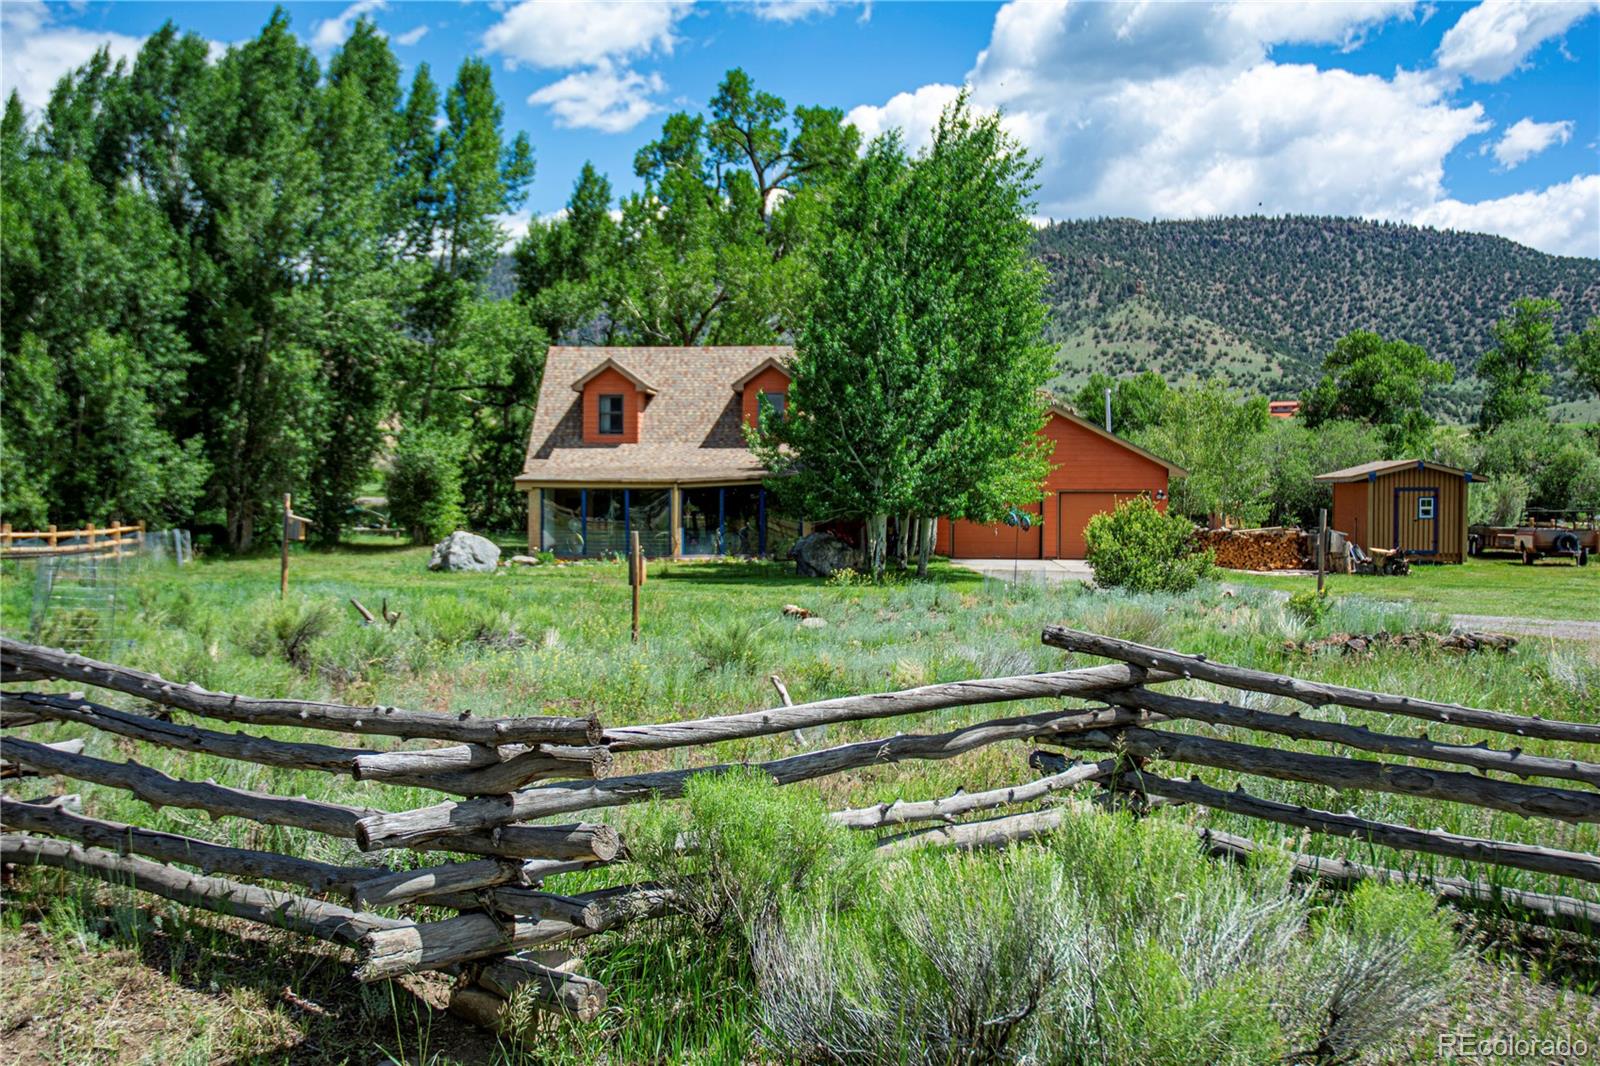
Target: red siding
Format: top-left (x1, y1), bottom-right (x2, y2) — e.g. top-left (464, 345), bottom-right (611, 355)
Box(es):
top-left (580, 368), bottom-right (644, 444)
top-left (942, 413), bottom-right (1172, 559)
top-left (741, 366), bottom-right (792, 428)
top-left (1331, 482), bottom-right (1367, 552)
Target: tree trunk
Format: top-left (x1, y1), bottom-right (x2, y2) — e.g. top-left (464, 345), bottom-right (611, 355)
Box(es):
top-left (916, 517), bottom-right (936, 578)
top-left (896, 513), bottom-right (911, 569)
top-left (865, 513), bottom-right (888, 580)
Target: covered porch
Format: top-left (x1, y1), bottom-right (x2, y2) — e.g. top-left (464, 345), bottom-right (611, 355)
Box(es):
top-left (524, 482), bottom-right (803, 560)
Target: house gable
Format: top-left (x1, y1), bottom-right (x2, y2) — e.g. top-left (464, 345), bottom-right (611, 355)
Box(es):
top-left (740, 363), bottom-right (792, 429)
top-left (579, 366), bottom-right (645, 445)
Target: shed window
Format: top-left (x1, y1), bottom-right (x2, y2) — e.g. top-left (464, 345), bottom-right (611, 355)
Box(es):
top-left (1417, 495), bottom-right (1435, 520)
top-left (598, 394), bottom-right (624, 435)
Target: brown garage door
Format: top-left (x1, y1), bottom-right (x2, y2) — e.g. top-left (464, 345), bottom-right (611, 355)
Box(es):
top-left (946, 509), bottom-right (1042, 559)
top-left (1058, 492), bottom-right (1140, 559)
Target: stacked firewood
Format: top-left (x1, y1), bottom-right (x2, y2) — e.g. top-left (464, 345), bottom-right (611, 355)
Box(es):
top-left (1194, 526), bottom-right (1306, 570)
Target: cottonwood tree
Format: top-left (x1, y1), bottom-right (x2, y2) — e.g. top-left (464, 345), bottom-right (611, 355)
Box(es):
top-left (1071, 371), bottom-right (1169, 436)
top-left (519, 69), bottom-right (858, 347)
top-left (1478, 297), bottom-right (1558, 430)
top-left (1134, 382), bottom-right (1272, 526)
top-left (1565, 317), bottom-right (1600, 401)
top-left (754, 97), bottom-right (1053, 579)
top-left (1300, 330), bottom-right (1453, 454)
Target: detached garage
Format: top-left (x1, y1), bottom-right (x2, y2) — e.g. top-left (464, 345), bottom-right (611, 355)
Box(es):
top-left (943, 406), bottom-right (1187, 560)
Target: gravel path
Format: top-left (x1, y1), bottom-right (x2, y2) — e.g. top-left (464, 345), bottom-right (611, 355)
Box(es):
top-left (1448, 613), bottom-right (1600, 643)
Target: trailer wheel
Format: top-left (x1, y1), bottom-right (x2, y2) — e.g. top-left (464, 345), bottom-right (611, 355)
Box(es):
top-left (1581, 548), bottom-right (1590, 567)
top-left (1553, 532), bottom-right (1580, 556)
top-left (1522, 550), bottom-right (1536, 566)
top-left (1468, 534), bottom-right (1481, 557)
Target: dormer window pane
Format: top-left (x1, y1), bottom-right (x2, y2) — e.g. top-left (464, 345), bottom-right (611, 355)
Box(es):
top-left (760, 391), bottom-right (786, 419)
top-left (598, 394), bottom-right (624, 435)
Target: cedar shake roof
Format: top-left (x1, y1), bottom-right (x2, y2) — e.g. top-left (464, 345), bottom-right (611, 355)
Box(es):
top-left (1315, 459), bottom-right (1467, 483)
top-left (517, 346), bottom-right (793, 485)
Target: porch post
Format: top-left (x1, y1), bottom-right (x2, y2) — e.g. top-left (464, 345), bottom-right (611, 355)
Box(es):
top-left (526, 488), bottom-right (539, 553)
top-left (670, 485), bottom-right (683, 559)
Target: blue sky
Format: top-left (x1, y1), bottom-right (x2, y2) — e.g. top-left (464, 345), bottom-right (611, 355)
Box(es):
top-left (4, 1), bottom-right (1597, 257)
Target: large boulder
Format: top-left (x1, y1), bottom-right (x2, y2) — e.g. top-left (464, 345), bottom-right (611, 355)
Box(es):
top-left (789, 532), bottom-right (856, 578)
top-left (429, 531), bottom-right (501, 573)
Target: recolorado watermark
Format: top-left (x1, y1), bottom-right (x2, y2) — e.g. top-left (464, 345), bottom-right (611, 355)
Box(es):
top-left (1439, 1030), bottom-right (1593, 1060)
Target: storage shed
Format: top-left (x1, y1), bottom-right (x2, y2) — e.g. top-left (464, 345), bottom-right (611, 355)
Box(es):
top-left (1314, 459), bottom-right (1470, 564)
top-left (942, 406), bottom-right (1187, 560)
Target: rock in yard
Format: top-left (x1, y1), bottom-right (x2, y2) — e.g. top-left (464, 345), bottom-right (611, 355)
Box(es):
top-left (789, 532), bottom-right (856, 578)
top-left (509, 554), bottom-right (541, 566)
top-left (429, 531), bottom-right (501, 573)
top-left (799, 616), bottom-right (828, 629)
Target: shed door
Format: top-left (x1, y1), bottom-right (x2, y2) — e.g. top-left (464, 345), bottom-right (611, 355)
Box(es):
top-left (1393, 487), bottom-right (1439, 555)
top-left (1058, 492), bottom-right (1140, 559)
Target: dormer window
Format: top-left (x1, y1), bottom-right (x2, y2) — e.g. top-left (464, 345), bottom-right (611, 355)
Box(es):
top-left (759, 391), bottom-right (786, 420)
top-left (598, 394), bottom-right (624, 435)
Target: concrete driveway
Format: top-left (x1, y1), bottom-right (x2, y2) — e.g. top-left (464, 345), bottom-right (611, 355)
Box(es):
top-left (951, 558), bottom-right (1094, 583)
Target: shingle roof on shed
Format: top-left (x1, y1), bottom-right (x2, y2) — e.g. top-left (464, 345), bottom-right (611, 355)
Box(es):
top-left (516, 346), bottom-right (792, 485)
top-left (1314, 459), bottom-right (1467, 483)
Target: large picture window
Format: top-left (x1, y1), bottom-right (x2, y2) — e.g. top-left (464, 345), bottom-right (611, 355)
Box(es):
top-left (598, 394), bottom-right (624, 435)
top-left (543, 486), bottom-right (796, 559)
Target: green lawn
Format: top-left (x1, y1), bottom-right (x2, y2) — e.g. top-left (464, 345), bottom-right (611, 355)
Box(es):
top-left (1223, 554), bottom-right (1600, 621)
top-left (2, 545), bottom-right (1597, 1063)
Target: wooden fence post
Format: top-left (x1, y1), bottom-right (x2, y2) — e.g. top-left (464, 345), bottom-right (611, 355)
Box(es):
top-left (281, 494), bottom-right (292, 600)
top-left (629, 531), bottom-right (641, 644)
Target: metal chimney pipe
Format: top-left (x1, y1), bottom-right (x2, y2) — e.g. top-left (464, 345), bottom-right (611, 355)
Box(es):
top-left (1104, 388), bottom-right (1113, 432)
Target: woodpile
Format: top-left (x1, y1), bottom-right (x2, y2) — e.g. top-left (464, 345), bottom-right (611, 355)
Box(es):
top-left (1194, 526), bottom-right (1306, 570)
top-left (3, 621), bottom-right (1597, 1031)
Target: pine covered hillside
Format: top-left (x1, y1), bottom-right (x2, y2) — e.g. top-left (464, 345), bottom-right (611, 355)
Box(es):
top-left (1036, 216), bottom-right (1600, 418)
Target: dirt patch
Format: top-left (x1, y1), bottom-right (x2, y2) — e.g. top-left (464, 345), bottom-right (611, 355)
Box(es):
top-left (0, 881), bottom-right (500, 1065)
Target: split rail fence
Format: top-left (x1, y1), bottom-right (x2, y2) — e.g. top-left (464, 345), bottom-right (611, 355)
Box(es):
top-left (1, 625), bottom-right (1596, 1030)
top-left (1, 522), bottom-right (147, 559)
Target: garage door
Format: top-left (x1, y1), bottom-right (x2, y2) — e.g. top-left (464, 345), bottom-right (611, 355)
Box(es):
top-left (946, 509), bottom-right (1042, 559)
top-left (1058, 492), bottom-right (1140, 559)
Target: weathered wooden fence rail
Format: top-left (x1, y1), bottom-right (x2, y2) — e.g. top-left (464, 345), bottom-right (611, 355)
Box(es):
top-left (2, 623), bottom-right (1596, 1031)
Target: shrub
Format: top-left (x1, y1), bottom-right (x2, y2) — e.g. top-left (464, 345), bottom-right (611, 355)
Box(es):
top-left (690, 619), bottom-right (769, 675)
top-left (635, 773), bottom-right (1462, 1066)
top-left (384, 425), bottom-right (465, 544)
top-left (1287, 588), bottom-right (1333, 626)
top-left (1084, 496), bottom-right (1214, 594)
top-left (243, 598), bottom-right (337, 672)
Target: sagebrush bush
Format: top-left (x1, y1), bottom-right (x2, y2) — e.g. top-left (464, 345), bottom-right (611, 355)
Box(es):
top-left (1084, 496), bottom-right (1214, 594)
top-left (641, 774), bottom-right (1463, 1066)
top-left (690, 619), bottom-right (770, 675)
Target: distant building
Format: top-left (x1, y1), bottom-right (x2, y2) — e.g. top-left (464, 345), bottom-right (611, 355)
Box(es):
top-left (1268, 399), bottom-right (1301, 419)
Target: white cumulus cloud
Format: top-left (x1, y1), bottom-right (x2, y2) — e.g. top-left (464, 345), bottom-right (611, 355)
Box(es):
top-left (528, 61), bottom-right (667, 133)
top-left (483, 0), bottom-right (692, 69)
top-left (310, 0), bottom-right (387, 52)
top-left (1415, 174), bottom-right (1600, 258)
top-left (846, 0), bottom-right (1598, 257)
top-left (0, 3), bottom-right (144, 114)
top-left (1434, 0), bottom-right (1599, 82)
top-left (1487, 116), bottom-right (1575, 168)
top-left (393, 25), bottom-right (429, 47)
top-left (744, 0), bottom-right (870, 23)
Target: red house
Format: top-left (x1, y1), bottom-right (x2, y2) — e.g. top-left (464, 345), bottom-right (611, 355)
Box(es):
top-left (516, 346), bottom-right (1184, 560)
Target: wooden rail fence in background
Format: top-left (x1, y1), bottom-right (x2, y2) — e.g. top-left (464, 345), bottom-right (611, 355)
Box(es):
top-left (0, 521), bottom-right (146, 559)
top-left (1, 624), bottom-right (1595, 1032)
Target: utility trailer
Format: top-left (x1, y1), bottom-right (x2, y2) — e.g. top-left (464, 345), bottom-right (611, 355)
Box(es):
top-left (1469, 510), bottom-right (1597, 566)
